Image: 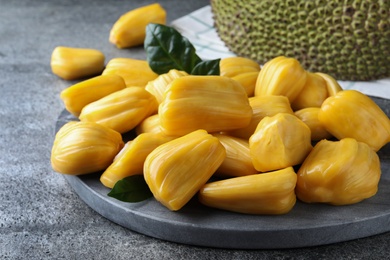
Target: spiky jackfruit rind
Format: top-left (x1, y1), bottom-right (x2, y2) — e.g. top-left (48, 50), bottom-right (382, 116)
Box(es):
top-left (211, 0), bottom-right (390, 81)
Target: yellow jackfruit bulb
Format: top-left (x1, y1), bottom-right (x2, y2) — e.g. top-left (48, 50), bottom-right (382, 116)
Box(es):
top-left (79, 86), bottom-right (158, 134)
top-left (249, 113), bottom-right (312, 172)
top-left (296, 138), bottom-right (381, 205)
top-left (318, 90), bottom-right (390, 151)
top-left (145, 69), bottom-right (188, 104)
top-left (102, 58), bottom-right (158, 87)
top-left (135, 114), bottom-right (162, 135)
top-left (315, 72), bottom-right (343, 97)
top-left (51, 121), bottom-right (124, 175)
top-left (254, 56), bottom-right (307, 103)
top-left (60, 74), bottom-right (126, 117)
top-left (198, 167), bottom-right (297, 215)
top-left (109, 3), bottom-right (166, 49)
top-left (100, 132), bottom-right (175, 189)
top-left (291, 72), bottom-right (328, 111)
top-left (220, 57), bottom-right (260, 96)
top-left (231, 72), bottom-right (259, 97)
top-left (144, 130), bottom-right (226, 211)
top-left (51, 46), bottom-right (105, 80)
top-left (212, 134), bottom-right (258, 178)
top-left (295, 107), bottom-right (332, 141)
top-left (159, 75), bottom-right (252, 136)
top-left (228, 95), bottom-right (294, 140)
top-left (220, 57), bottom-right (260, 77)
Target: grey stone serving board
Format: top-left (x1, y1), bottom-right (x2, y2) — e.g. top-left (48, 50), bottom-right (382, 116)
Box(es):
top-left (56, 96), bottom-right (390, 249)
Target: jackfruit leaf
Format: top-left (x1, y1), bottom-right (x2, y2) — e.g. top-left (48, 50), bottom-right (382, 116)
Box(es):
top-left (145, 23), bottom-right (219, 75)
top-left (108, 175), bottom-right (152, 203)
top-left (191, 59), bottom-right (221, 75)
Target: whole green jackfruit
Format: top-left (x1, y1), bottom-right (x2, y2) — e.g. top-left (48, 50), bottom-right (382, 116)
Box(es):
top-left (211, 0), bottom-right (390, 81)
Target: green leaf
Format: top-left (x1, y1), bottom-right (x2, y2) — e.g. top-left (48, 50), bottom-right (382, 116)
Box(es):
top-left (191, 59), bottom-right (221, 75)
top-left (107, 175), bottom-right (153, 203)
top-left (144, 23), bottom-right (202, 75)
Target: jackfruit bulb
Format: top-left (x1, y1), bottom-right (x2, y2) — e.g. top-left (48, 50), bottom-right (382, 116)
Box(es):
top-left (211, 0), bottom-right (390, 81)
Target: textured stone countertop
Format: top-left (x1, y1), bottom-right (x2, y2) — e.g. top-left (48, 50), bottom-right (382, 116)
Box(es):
top-left (1, 0), bottom-right (390, 259)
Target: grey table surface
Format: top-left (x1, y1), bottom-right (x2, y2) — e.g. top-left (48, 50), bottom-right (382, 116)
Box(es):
top-left (1, 0), bottom-right (390, 259)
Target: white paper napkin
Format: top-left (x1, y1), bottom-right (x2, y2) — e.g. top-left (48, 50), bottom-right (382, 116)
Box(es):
top-left (171, 6), bottom-right (390, 99)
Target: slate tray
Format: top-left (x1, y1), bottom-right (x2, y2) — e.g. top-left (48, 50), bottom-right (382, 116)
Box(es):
top-left (56, 96), bottom-right (390, 249)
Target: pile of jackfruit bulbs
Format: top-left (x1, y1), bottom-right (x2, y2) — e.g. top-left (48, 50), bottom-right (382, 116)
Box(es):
top-left (50, 3), bottom-right (390, 215)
